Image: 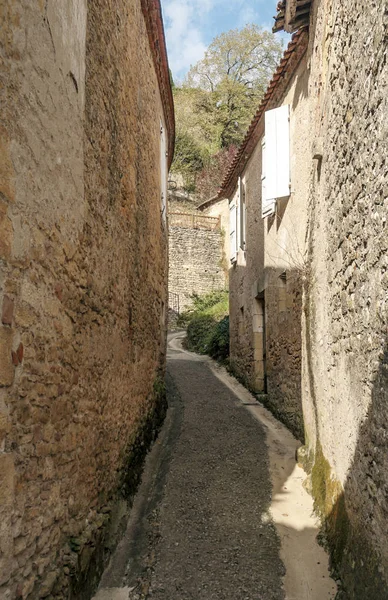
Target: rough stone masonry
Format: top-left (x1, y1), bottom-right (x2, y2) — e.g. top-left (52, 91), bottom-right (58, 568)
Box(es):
top-left (168, 224), bottom-right (226, 312)
top-left (0, 1), bottom-right (173, 598)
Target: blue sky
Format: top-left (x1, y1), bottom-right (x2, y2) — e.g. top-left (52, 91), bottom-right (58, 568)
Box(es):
top-left (161, 0), bottom-right (290, 82)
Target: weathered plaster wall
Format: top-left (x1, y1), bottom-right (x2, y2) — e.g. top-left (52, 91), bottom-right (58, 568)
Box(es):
top-left (168, 226), bottom-right (226, 311)
top-left (228, 56), bottom-right (309, 441)
top-left (263, 55), bottom-right (310, 441)
top-left (0, 1), bottom-right (168, 598)
top-left (302, 0), bottom-right (388, 595)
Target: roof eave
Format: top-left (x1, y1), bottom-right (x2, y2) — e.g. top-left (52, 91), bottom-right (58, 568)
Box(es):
top-left (197, 194), bottom-right (223, 211)
top-left (217, 28), bottom-right (309, 200)
top-left (141, 0), bottom-right (175, 167)
top-left (272, 0), bottom-right (312, 33)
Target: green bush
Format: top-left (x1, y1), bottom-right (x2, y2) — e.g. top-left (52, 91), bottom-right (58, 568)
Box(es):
top-left (177, 291), bottom-right (228, 327)
top-left (186, 314), bottom-right (216, 354)
top-left (208, 316), bottom-right (229, 361)
top-left (182, 291), bottom-right (229, 361)
top-left (191, 291), bottom-right (227, 312)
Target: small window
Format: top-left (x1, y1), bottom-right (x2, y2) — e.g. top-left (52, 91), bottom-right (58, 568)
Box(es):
top-left (278, 272), bottom-right (287, 313)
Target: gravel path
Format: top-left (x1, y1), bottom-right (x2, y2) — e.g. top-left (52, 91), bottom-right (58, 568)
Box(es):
top-left (94, 335), bottom-right (287, 599)
top-left (146, 354), bottom-right (285, 600)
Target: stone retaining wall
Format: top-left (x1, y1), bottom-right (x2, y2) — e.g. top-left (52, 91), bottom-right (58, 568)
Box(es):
top-left (168, 225), bottom-right (226, 313)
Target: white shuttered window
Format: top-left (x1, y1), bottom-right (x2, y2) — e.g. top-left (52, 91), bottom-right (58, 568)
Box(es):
top-left (262, 105), bottom-right (290, 218)
top-left (229, 200), bottom-right (237, 262)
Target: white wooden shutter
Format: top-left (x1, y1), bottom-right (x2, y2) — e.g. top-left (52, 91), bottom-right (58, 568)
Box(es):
top-left (264, 105), bottom-right (290, 201)
top-left (236, 183), bottom-right (240, 250)
top-left (229, 200), bottom-right (237, 262)
top-left (244, 197), bottom-right (247, 246)
top-left (239, 177), bottom-right (246, 249)
top-left (261, 138), bottom-right (275, 218)
top-left (160, 121), bottom-right (167, 222)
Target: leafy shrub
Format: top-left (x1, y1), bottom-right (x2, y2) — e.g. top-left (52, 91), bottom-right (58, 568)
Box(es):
top-left (186, 314), bottom-right (216, 354)
top-left (178, 291), bottom-right (228, 327)
top-left (181, 291), bottom-right (229, 361)
top-left (191, 290), bottom-right (227, 312)
top-left (208, 316), bottom-right (230, 361)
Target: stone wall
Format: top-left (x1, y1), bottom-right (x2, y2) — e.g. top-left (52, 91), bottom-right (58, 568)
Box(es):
top-left (168, 225), bottom-right (226, 312)
top-left (199, 197), bottom-right (230, 275)
top-left (301, 0), bottom-right (388, 595)
top-left (265, 269), bottom-right (304, 441)
top-left (0, 2), bottom-right (169, 598)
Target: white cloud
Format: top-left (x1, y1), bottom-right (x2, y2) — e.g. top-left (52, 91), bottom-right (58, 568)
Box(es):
top-left (163, 0), bottom-right (209, 80)
top-left (161, 0), bottom-right (283, 80)
top-left (237, 5), bottom-right (258, 28)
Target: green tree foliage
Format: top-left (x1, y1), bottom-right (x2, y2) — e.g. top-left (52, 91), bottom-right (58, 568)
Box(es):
top-left (171, 25), bottom-right (283, 197)
top-left (186, 25), bottom-right (282, 147)
top-left (171, 130), bottom-right (204, 192)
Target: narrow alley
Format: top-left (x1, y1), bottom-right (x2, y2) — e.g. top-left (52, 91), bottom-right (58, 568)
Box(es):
top-left (1, 0), bottom-right (387, 598)
top-left (93, 334), bottom-right (337, 600)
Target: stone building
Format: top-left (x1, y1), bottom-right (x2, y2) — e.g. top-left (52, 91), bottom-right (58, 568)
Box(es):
top-left (0, 1), bottom-right (174, 598)
top-left (220, 0), bottom-right (388, 596)
top-left (220, 30), bottom-right (309, 441)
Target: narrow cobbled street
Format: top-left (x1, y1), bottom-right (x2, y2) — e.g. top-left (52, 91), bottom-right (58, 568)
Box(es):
top-left (94, 334), bottom-right (337, 600)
